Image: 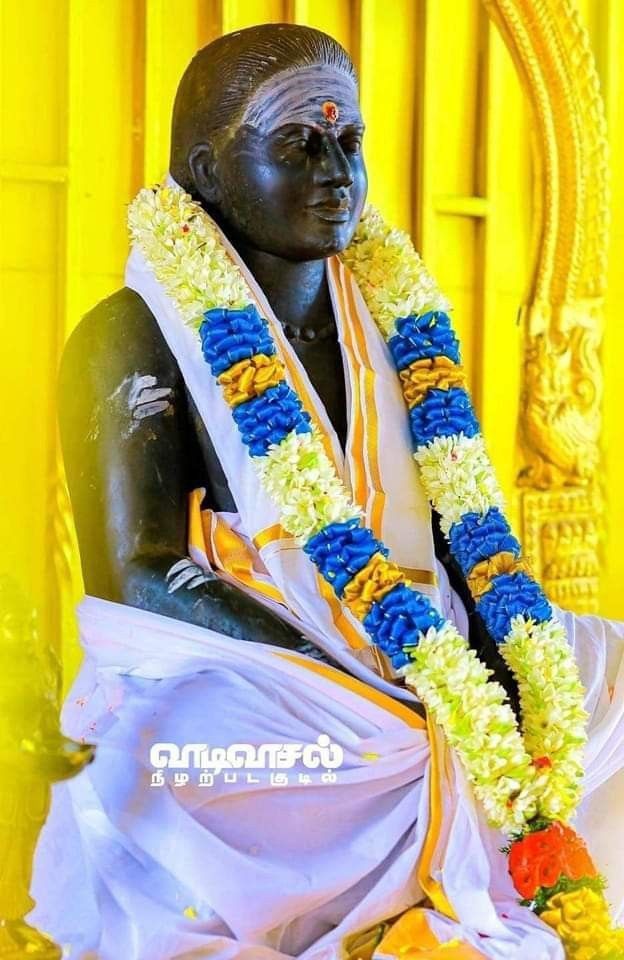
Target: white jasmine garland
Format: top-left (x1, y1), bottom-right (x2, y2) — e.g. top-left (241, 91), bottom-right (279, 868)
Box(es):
top-left (502, 616), bottom-right (588, 821)
top-left (127, 182), bottom-right (587, 835)
top-left (128, 186), bottom-right (250, 322)
top-left (340, 207), bottom-right (450, 336)
top-left (401, 623), bottom-right (539, 833)
top-left (341, 203), bottom-right (589, 825)
top-left (253, 428), bottom-right (361, 542)
top-left (413, 434), bottom-right (506, 535)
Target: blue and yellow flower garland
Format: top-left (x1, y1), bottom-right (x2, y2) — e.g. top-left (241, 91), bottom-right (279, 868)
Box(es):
top-left (341, 211), bottom-right (588, 821)
top-left (128, 184), bottom-right (623, 958)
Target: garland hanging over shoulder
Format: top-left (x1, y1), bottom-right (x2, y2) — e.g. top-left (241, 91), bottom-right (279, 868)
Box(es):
top-left (128, 183), bottom-right (623, 959)
top-left (341, 210), bottom-right (588, 821)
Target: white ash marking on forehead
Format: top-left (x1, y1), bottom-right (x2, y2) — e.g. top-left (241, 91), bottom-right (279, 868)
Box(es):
top-left (242, 64), bottom-right (360, 134)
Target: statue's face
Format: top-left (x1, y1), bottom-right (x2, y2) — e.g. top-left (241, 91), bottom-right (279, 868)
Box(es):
top-left (190, 65), bottom-right (367, 260)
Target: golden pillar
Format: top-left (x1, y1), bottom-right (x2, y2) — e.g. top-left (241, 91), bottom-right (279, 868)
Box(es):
top-left (483, 0), bottom-right (609, 613)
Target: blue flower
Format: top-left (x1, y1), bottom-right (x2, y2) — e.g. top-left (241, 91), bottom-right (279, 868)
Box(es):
top-left (304, 519), bottom-right (387, 596)
top-left (363, 583), bottom-right (445, 657)
top-left (476, 572), bottom-right (552, 643)
top-left (389, 650), bottom-right (413, 669)
top-left (408, 387), bottom-right (479, 444)
top-left (449, 508), bottom-right (521, 576)
top-left (232, 381), bottom-right (311, 456)
top-left (388, 312), bottom-right (461, 371)
top-left (200, 305), bottom-right (275, 376)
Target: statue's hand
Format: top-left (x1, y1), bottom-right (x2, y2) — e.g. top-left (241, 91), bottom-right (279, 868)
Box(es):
top-left (121, 549), bottom-right (316, 651)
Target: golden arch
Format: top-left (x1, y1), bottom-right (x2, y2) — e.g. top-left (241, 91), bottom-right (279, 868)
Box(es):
top-left (483, 0), bottom-right (609, 612)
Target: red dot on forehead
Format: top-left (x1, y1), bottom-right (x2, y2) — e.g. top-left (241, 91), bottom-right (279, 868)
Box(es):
top-left (322, 101), bottom-right (339, 123)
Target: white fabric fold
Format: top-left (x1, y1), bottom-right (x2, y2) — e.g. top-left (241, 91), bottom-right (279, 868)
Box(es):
top-left (29, 598), bottom-right (434, 959)
top-left (28, 594), bottom-right (571, 960)
top-left (28, 580), bottom-right (624, 958)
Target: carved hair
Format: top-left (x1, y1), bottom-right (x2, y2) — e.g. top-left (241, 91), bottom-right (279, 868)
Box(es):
top-left (170, 23), bottom-right (357, 186)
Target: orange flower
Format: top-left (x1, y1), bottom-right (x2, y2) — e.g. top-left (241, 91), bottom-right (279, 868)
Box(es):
top-left (559, 824), bottom-right (597, 881)
top-left (538, 853), bottom-right (561, 890)
top-left (532, 756), bottom-right (552, 769)
top-left (508, 822), bottom-right (597, 900)
top-left (509, 859), bottom-right (541, 900)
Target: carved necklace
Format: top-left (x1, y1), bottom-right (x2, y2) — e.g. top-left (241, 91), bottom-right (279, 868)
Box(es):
top-left (128, 183), bottom-right (622, 958)
top-left (282, 318), bottom-right (336, 343)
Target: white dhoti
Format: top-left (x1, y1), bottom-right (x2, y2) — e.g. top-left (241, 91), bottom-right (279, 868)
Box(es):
top-left (28, 587), bottom-right (624, 959)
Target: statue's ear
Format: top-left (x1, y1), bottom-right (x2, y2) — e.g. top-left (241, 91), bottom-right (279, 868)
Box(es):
top-left (188, 142), bottom-right (220, 204)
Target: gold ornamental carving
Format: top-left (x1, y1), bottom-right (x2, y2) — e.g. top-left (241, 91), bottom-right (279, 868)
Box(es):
top-left (482, 0), bottom-right (609, 612)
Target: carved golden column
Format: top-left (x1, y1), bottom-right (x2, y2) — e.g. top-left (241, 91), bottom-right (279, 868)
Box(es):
top-left (481, 0), bottom-right (609, 613)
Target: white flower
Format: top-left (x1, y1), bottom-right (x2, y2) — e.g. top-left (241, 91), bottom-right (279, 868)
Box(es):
top-left (413, 434), bottom-right (505, 534)
top-left (341, 206), bottom-right (450, 337)
top-left (501, 616), bottom-right (588, 820)
top-left (253, 428), bottom-right (360, 542)
top-left (403, 622), bottom-right (539, 831)
top-left (128, 185), bottom-right (250, 326)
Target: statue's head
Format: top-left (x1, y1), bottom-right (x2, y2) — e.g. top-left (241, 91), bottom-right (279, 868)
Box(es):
top-left (170, 24), bottom-right (367, 261)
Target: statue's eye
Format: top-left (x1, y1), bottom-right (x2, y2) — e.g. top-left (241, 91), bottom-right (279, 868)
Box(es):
top-left (277, 133), bottom-right (314, 158)
top-left (339, 132), bottom-right (362, 154)
top-left (302, 130), bottom-right (323, 156)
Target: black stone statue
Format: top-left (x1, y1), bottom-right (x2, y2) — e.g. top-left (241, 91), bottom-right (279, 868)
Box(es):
top-left (59, 25), bottom-right (367, 660)
top-left (59, 23), bottom-right (517, 705)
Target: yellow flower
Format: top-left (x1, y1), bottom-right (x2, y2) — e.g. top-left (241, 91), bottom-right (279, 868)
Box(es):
top-left (466, 552), bottom-right (532, 599)
top-left (540, 887), bottom-right (623, 960)
top-left (399, 356), bottom-right (466, 409)
top-left (342, 553), bottom-right (408, 620)
top-left (217, 354), bottom-right (285, 407)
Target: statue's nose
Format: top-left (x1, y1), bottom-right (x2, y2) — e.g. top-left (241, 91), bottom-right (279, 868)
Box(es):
top-left (318, 138), bottom-right (353, 188)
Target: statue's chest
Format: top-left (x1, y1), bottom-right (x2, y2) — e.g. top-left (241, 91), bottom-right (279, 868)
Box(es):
top-left (185, 336), bottom-right (348, 512)
top-left (289, 336), bottom-right (347, 450)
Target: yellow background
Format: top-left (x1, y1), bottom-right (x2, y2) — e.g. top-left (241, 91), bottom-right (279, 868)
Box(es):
top-left (0, 0), bottom-right (622, 686)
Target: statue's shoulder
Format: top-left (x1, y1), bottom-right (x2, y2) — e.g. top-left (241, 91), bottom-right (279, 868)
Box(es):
top-left (84, 285), bottom-right (153, 321)
top-left (62, 287), bottom-right (177, 383)
top-left (69, 286), bottom-right (160, 349)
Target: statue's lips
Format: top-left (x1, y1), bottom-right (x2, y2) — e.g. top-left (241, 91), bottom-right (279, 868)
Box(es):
top-left (306, 200), bottom-right (351, 223)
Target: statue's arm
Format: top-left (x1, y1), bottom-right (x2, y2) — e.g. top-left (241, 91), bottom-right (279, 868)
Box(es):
top-left (58, 288), bottom-right (305, 648)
